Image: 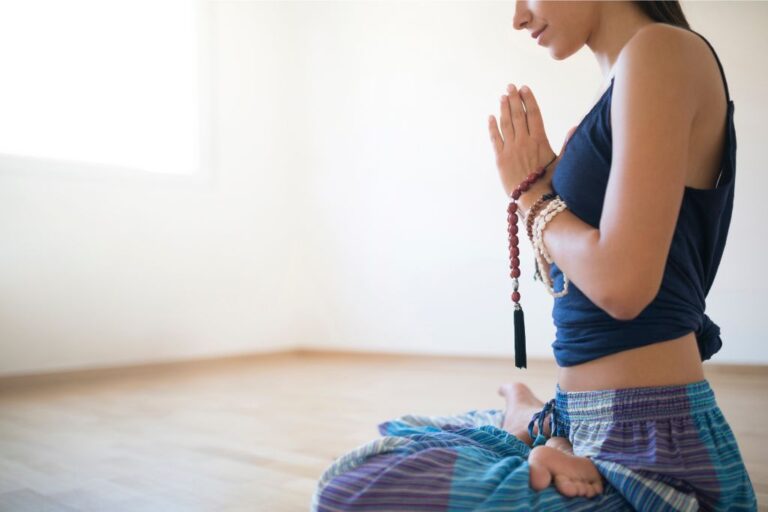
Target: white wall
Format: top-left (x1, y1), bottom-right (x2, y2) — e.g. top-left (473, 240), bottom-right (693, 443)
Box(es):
top-left (1, 1), bottom-right (765, 376)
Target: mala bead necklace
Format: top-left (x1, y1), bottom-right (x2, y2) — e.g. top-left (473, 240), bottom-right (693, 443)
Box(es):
top-left (506, 154), bottom-right (557, 369)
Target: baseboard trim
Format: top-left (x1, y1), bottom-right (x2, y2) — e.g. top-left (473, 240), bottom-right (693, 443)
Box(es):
top-left (0, 349), bottom-right (293, 391)
top-left (1, 348), bottom-right (764, 391)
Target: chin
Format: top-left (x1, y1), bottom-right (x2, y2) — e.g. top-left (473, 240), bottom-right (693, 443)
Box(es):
top-left (549, 43), bottom-right (580, 62)
top-left (545, 46), bottom-right (564, 60)
top-left (551, 49), bottom-right (568, 61)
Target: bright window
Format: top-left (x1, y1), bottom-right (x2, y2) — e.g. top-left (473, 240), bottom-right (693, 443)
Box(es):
top-left (0, 0), bottom-right (203, 175)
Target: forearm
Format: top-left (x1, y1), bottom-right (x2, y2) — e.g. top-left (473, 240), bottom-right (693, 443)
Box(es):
top-left (516, 183), bottom-right (626, 318)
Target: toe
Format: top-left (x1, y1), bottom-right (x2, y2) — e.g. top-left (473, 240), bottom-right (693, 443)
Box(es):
top-left (554, 475), bottom-right (578, 497)
top-left (576, 479), bottom-right (590, 496)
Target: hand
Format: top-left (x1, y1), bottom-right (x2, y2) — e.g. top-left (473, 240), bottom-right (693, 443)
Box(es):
top-left (488, 83), bottom-right (577, 198)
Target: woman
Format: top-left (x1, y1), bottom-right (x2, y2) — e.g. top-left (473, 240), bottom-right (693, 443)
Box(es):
top-left (493, 0), bottom-right (757, 507)
top-left (312, 2), bottom-right (757, 510)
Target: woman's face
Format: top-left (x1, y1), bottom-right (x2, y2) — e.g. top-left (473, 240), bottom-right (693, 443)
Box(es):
top-left (513, 1), bottom-right (596, 59)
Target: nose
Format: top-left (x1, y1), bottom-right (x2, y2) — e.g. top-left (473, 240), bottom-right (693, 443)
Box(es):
top-left (512, 0), bottom-right (530, 31)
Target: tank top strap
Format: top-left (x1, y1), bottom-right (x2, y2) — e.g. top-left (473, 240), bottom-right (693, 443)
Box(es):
top-left (689, 29), bottom-right (731, 103)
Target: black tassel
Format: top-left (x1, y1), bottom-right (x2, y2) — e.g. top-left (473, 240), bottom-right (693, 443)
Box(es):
top-left (514, 304), bottom-right (527, 369)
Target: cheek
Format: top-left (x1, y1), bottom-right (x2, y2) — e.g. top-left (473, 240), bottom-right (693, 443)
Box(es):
top-left (528, 0), bottom-right (556, 25)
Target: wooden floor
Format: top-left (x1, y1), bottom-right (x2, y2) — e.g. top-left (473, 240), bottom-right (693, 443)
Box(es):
top-left (0, 351), bottom-right (766, 511)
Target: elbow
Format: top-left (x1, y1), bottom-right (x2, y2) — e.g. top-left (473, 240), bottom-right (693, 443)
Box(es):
top-left (605, 298), bottom-right (643, 321)
top-left (602, 278), bottom-right (659, 322)
top-left (594, 232), bottom-right (664, 321)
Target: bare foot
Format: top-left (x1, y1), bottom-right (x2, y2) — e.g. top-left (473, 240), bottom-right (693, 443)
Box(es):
top-left (545, 435), bottom-right (574, 454)
top-left (528, 444), bottom-right (605, 498)
top-left (497, 382), bottom-right (548, 446)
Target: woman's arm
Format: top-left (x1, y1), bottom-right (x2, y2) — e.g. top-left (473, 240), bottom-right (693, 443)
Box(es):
top-left (518, 25), bottom-right (699, 320)
top-left (517, 181), bottom-right (616, 317)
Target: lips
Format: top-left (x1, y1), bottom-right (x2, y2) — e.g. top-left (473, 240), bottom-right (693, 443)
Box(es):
top-left (531, 25), bottom-right (547, 39)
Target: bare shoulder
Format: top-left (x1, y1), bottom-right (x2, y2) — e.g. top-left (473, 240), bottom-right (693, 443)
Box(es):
top-left (624, 22), bottom-right (712, 67)
top-left (611, 23), bottom-right (713, 127)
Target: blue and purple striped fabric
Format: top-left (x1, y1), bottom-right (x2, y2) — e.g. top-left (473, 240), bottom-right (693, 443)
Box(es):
top-left (311, 379), bottom-right (757, 511)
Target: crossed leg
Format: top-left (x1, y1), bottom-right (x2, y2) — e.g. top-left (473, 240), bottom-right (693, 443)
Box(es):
top-left (498, 382), bottom-right (605, 498)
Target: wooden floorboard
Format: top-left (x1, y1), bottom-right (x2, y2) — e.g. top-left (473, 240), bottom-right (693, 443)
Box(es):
top-left (0, 351), bottom-right (766, 511)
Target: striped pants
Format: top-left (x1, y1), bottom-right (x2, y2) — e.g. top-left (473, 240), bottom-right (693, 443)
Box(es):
top-left (312, 379), bottom-right (757, 511)
top-left (539, 379), bottom-right (757, 510)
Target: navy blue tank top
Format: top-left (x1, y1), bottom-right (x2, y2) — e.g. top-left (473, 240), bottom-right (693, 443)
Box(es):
top-left (548, 29), bottom-right (736, 367)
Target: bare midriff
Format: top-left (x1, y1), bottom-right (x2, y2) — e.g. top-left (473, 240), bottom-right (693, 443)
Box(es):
top-left (556, 331), bottom-right (706, 392)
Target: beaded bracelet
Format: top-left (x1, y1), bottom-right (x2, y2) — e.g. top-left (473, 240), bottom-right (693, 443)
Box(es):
top-left (521, 190), bottom-right (557, 283)
top-left (533, 198), bottom-right (566, 263)
top-left (518, 190), bottom-right (546, 223)
top-left (531, 224), bottom-right (559, 295)
top-left (531, 197), bottom-right (570, 297)
top-left (525, 191), bottom-right (558, 242)
top-left (532, 197), bottom-right (569, 294)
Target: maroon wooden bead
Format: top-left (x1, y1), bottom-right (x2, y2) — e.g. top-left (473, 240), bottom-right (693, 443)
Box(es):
top-left (510, 246), bottom-right (519, 257)
top-left (508, 223), bottom-right (518, 235)
top-left (520, 181), bottom-right (530, 191)
top-left (509, 234), bottom-right (518, 245)
top-left (508, 202), bottom-right (517, 212)
top-left (511, 291), bottom-right (520, 302)
top-left (511, 267), bottom-right (520, 278)
top-left (511, 189), bottom-right (521, 200)
top-left (510, 257), bottom-right (520, 267)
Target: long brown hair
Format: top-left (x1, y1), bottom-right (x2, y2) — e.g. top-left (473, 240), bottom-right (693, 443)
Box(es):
top-left (633, 1), bottom-right (690, 29)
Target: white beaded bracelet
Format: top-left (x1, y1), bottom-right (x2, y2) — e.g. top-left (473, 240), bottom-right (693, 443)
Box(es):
top-left (534, 198), bottom-right (567, 264)
top-left (531, 196), bottom-right (570, 297)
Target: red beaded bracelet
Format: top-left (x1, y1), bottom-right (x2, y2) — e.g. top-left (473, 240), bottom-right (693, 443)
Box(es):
top-left (506, 155), bottom-right (557, 369)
